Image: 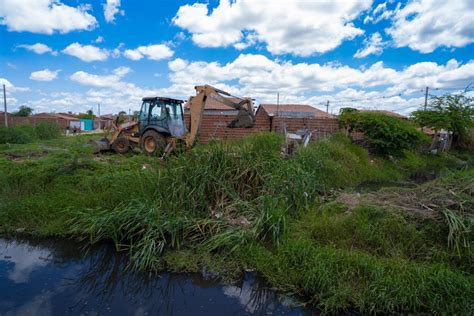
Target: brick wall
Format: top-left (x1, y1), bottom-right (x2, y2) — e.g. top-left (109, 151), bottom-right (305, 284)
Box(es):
top-left (184, 110), bottom-right (270, 143)
top-left (0, 115), bottom-right (70, 129)
top-left (184, 110), bottom-right (342, 144)
top-left (272, 116), bottom-right (341, 140)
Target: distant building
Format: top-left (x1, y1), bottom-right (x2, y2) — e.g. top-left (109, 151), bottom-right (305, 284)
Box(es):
top-left (33, 112), bottom-right (80, 129)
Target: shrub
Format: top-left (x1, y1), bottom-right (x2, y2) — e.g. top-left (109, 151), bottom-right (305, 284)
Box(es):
top-left (35, 122), bottom-right (61, 140)
top-left (0, 122), bottom-right (61, 144)
top-left (0, 126), bottom-right (35, 144)
top-left (339, 109), bottom-right (429, 155)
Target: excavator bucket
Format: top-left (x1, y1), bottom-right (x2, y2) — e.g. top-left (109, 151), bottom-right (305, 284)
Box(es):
top-left (228, 108), bottom-right (255, 128)
top-left (90, 138), bottom-right (111, 153)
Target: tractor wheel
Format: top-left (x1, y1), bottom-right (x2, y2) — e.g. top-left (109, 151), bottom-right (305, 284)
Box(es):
top-left (141, 130), bottom-right (167, 156)
top-left (112, 136), bottom-right (130, 154)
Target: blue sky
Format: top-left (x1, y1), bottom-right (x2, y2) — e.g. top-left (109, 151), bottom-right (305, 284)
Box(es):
top-left (0, 0), bottom-right (473, 115)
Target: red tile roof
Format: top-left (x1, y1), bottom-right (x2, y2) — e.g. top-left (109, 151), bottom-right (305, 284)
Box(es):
top-left (33, 112), bottom-right (79, 120)
top-left (258, 104), bottom-right (334, 118)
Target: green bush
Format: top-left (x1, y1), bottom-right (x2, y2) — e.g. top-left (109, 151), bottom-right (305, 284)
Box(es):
top-left (0, 122), bottom-right (61, 144)
top-left (339, 109), bottom-right (429, 155)
top-left (35, 122), bottom-right (61, 140)
top-left (0, 126), bottom-right (35, 144)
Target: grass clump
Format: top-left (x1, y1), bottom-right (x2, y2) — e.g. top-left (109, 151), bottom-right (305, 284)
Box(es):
top-left (245, 239), bottom-right (473, 314)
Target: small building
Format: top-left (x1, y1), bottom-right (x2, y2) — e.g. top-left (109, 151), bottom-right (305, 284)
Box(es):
top-left (80, 119), bottom-right (93, 131)
top-left (32, 112), bottom-right (80, 129)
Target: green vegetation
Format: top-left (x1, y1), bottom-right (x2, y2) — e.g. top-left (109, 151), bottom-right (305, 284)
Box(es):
top-left (0, 122), bottom-right (61, 144)
top-left (0, 133), bottom-right (472, 314)
top-left (412, 93), bottom-right (474, 149)
top-left (78, 109), bottom-right (96, 119)
top-left (12, 105), bottom-right (33, 117)
top-left (339, 108), bottom-right (429, 154)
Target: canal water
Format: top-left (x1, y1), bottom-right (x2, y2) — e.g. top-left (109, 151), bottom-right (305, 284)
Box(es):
top-left (0, 237), bottom-right (311, 315)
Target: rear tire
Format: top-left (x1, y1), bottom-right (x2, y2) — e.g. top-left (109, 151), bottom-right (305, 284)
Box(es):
top-left (141, 130), bottom-right (167, 156)
top-left (112, 136), bottom-right (130, 154)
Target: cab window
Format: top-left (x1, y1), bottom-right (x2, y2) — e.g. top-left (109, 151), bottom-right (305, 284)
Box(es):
top-left (140, 101), bottom-right (151, 122)
top-left (150, 102), bottom-right (163, 120)
top-left (165, 103), bottom-right (182, 119)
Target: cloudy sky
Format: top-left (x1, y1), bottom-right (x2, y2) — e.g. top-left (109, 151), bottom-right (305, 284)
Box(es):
top-left (1, 0), bottom-right (473, 115)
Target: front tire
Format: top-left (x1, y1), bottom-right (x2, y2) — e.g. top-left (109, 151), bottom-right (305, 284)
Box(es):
top-left (112, 136), bottom-right (130, 154)
top-left (141, 130), bottom-right (167, 156)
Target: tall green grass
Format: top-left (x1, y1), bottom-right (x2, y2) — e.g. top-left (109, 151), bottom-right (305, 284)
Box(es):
top-left (0, 122), bottom-right (61, 144)
top-left (245, 240), bottom-right (473, 314)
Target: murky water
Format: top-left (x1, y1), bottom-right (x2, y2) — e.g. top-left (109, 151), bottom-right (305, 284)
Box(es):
top-left (0, 238), bottom-right (311, 315)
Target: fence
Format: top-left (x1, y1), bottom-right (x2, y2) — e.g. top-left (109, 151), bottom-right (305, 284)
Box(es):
top-left (0, 115), bottom-right (71, 129)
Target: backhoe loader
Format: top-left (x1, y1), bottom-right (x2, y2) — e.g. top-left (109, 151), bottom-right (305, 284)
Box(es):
top-left (93, 85), bottom-right (256, 156)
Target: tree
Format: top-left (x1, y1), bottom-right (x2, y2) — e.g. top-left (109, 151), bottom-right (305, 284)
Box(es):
top-left (13, 105), bottom-right (33, 117)
top-left (411, 93), bottom-right (474, 148)
top-left (78, 109), bottom-right (95, 119)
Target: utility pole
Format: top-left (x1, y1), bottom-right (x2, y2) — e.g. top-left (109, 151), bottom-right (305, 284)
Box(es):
top-left (3, 84), bottom-right (7, 127)
top-left (326, 100), bottom-right (329, 113)
top-left (424, 86), bottom-right (429, 110)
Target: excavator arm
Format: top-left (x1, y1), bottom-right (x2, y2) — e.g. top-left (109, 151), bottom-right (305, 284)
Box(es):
top-left (184, 85), bottom-right (256, 147)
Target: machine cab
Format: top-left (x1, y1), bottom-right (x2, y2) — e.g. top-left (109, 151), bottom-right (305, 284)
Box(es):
top-left (139, 97), bottom-right (186, 137)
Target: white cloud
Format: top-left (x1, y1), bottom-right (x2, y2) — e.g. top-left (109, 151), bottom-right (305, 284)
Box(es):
top-left (29, 69), bottom-right (60, 82)
top-left (94, 36), bottom-right (104, 43)
top-left (373, 2), bottom-right (387, 15)
top-left (66, 67), bottom-right (160, 113)
top-left (386, 0), bottom-right (474, 53)
top-left (70, 66), bottom-right (132, 89)
top-left (364, 1), bottom-right (400, 24)
top-left (123, 49), bottom-right (143, 61)
top-left (14, 55), bottom-right (474, 116)
top-left (354, 32), bottom-right (386, 58)
top-left (0, 78), bottom-right (29, 93)
top-left (103, 0), bottom-right (124, 23)
top-left (0, 78), bottom-right (29, 107)
top-left (161, 54), bottom-right (474, 115)
top-left (17, 43), bottom-right (57, 55)
top-left (0, 0), bottom-right (97, 34)
top-left (123, 44), bottom-right (174, 61)
top-left (62, 43), bottom-right (109, 62)
top-left (173, 0), bottom-right (372, 56)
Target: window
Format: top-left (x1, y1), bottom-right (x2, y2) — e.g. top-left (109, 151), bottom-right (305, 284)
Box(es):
top-left (165, 103), bottom-right (183, 119)
top-left (140, 101), bottom-right (150, 122)
top-left (150, 102), bottom-right (162, 120)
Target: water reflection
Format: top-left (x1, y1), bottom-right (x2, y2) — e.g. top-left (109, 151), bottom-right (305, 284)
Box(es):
top-left (1, 240), bottom-right (51, 283)
top-left (0, 237), bottom-right (308, 315)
